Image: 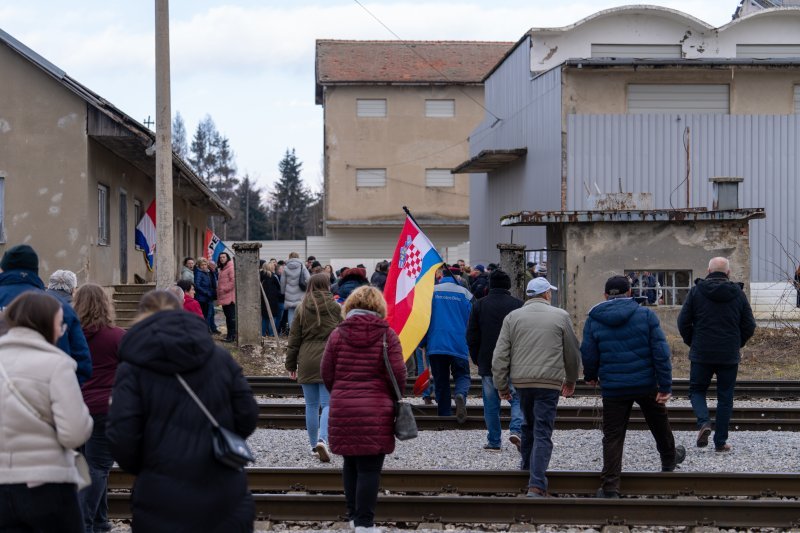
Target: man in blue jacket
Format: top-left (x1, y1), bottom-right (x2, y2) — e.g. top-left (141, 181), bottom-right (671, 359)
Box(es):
top-left (581, 275), bottom-right (685, 498)
top-left (424, 269), bottom-right (474, 422)
top-left (0, 244), bottom-right (91, 384)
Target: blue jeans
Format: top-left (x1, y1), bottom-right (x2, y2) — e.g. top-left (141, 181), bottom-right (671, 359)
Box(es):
top-left (286, 307), bottom-right (297, 331)
top-left (414, 348), bottom-right (432, 398)
top-left (262, 314), bottom-right (280, 337)
top-left (79, 414), bottom-right (113, 533)
top-left (207, 302), bottom-right (219, 332)
top-left (429, 355), bottom-right (471, 416)
top-left (689, 362), bottom-right (738, 447)
top-left (518, 388), bottom-right (559, 491)
top-left (481, 376), bottom-right (522, 447)
top-left (301, 383), bottom-right (330, 447)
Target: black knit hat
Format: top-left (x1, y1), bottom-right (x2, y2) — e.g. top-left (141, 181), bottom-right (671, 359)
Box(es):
top-left (0, 244), bottom-right (39, 273)
top-left (489, 269), bottom-right (511, 290)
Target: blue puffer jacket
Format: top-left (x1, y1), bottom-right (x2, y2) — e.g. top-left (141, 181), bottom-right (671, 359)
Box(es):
top-left (580, 297), bottom-right (671, 398)
top-left (0, 270), bottom-right (92, 384)
top-left (193, 268), bottom-right (215, 303)
top-left (423, 278), bottom-right (473, 359)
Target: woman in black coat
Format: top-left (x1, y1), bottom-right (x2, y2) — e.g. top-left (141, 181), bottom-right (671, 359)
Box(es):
top-left (107, 291), bottom-right (258, 533)
top-left (260, 262), bottom-right (283, 336)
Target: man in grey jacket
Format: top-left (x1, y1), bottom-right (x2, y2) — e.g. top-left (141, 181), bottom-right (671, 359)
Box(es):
top-left (281, 252), bottom-right (311, 328)
top-left (492, 277), bottom-right (581, 498)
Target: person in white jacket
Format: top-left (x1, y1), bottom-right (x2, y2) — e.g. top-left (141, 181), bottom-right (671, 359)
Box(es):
top-left (0, 291), bottom-right (93, 533)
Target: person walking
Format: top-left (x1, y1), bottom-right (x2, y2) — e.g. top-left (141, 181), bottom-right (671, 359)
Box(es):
top-left (107, 290), bottom-right (258, 532)
top-left (677, 257), bottom-right (756, 453)
top-left (0, 291), bottom-right (93, 533)
top-left (466, 269), bottom-right (524, 453)
top-left (180, 258), bottom-right (195, 282)
top-left (176, 279), bottom-right (204, 319)
top-left (583, 275), bottom-right (686, 498)
top-left (72, 283), bottom-right (125, 533)
top-left (217, 252), bottom-right (237, 343)
top-left (370, 261), bottom-right (388, 292)
top-left (260, 262), bottom-right (283, 336)
top-left (492, 277), bottom-right (581, 497)
top-left (336, 267), bottom-right (369, 303)
top-left (322, 286), bottom-right (406, 533)
top-left (425, 269), bottom-right (474, 422)
top-left (46, 269), bottom-right (78, 304)
top-left (285, 274), bottom-right (342, 462)
top-left (281, 252), bottom-right (311, 328)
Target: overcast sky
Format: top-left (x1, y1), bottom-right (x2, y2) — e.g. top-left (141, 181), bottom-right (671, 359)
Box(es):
top-left (1, 1), bottom-right (740, 196)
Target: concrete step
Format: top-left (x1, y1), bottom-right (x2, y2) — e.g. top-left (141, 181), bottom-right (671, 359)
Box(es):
top-left (112, 284), bottom-right (154, 294)
top-left (113, 292), bottom-right (143, 303)
top-left (116, 309), bottom-right (139, 319)
top-left (113, 301), bottom-right (139, 312)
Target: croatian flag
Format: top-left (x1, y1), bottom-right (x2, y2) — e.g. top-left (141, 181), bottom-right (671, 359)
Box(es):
top-left (204, 229), bottom-right (230, 263)
top-left (134, 200), bottom-right (156, 271)
top-left (384, 213), bottom-right (444, 361)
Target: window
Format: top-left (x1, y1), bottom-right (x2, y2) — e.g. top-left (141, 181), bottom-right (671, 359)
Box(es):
top-left (626, 270), bottom-right (692, 307)
top-left (356, 99), bottom-right (387, 117)
top-left (356, 169), bottom-right (387, 188)
top-left (627, 84), bottom-right (729, 114)
top-left (133, 199), bottom-right (142, 250)
top-left (591, 44), bottom-right (682, 58)
top-left (736, 44), bottom-right (800, 59)
top-left (425, 99), bottom-right (455, 117)
top-left (97, 183), bottom-right (109, 246)
top-left (426, 169), bottom-right (454, 187)
top-left (0, 177), bottom-right (5, 243)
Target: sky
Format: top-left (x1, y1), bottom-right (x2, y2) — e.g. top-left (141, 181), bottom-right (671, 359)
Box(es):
top-left (1, 1), bottom-right (741, 197)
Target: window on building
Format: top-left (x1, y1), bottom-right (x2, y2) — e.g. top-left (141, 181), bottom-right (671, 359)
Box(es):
top-left (356, 99), bottom-right (387, 117)
top-left (591, 44), bottom-right (682, 58)
top-left (627, 84), bottom-right (729, 114)
top-left (0, 177), bottom-right (5, 243)
top-left (795, 85), bottom-right (800, 114)
top-left (356, 168), bottom-right (387, 188)
top-left (97, 183), bottom-right (109, 246)
top-left (736, 44), bottom-right (800, 59)
top-left (425, 168), bottom-right (455, 187)
top-left (626, 269), bottom-right (692, 307)
top-left (195, 227), bottom-right (200, 257)
top-left (133, 199), bottom-right (143, 250)
top-left (425, 99), bottom-right (455, 117)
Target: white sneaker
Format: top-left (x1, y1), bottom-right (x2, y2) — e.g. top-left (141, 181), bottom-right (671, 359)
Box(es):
top-left (355, 527), bottom-right (381, 533)
top-left (314, 440), bottom-right (331, 462)
top-left (349, 520), bottom-right (355, 529)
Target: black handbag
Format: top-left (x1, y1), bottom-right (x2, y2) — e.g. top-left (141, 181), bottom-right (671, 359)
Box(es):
top-left (176, 374), bottom-right (255, 470)
top-left (382, 333), bottom-right (418, 441)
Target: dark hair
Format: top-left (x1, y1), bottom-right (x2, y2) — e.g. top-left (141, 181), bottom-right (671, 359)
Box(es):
top-left (183, 257), bottom-right (194, 267)
top-left (176, 279), bottom-right (195, 293)
top-left (356, 264), bottom-right (365, 269)
top-left (218, 252), bottom-right (231, 268)
top-left (4, 292), bottom-right (62, 344)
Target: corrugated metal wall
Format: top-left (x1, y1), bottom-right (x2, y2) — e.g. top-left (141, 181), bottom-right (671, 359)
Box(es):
top-left (468, 37), bottom-right (563, 265)
top-left (567, 113), bottom-right (800, 282)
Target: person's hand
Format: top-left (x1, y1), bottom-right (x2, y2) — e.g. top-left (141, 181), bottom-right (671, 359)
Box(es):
top-left (289, 371), bottom-right (297, 381)
top-left (561, 382), bottom-right (575, 398)
top-left (585, 379), bottom-right (599, 387)
top-left (499, 389), bottom-right (512, 401)
top-left (655, 392), bottom-right (672, 404)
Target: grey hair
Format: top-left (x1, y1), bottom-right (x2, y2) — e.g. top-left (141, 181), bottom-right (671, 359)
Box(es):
top-left (167, 285), bottom-right (185, 301)
top-left (48, 269), bottom-right (78, 294)
top-left (708, 257), bottom-right (730, 274)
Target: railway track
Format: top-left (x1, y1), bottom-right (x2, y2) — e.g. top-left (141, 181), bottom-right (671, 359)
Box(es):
top-left (247, 376), bottom-right (800, 399)
top-left (256, 404), bottom-right (800, 431)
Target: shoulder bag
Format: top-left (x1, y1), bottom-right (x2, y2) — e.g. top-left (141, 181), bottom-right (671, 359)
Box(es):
top-left (381, 333), bottom-right (418, 441)
top-left (0, 360), bottom-right (91, 490)
top-left (176, 374), bottom-right (254, 471)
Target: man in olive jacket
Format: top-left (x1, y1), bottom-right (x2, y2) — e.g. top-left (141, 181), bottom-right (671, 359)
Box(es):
top-left (492, 277), bottom-right (581, 498)
top-left (677, 257), bottom-right (756, 453)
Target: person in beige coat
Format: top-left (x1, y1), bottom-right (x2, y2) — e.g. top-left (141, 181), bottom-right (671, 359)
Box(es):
top-left (0, 291), bottom-right (93, 533)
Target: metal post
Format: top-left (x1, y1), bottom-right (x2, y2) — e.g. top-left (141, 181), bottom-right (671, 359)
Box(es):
top-left (155, 0), bottom-right (175, 288)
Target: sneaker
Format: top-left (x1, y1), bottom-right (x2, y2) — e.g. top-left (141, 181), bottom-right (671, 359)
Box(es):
top-left (483, 444), bottom-right (501, 452)
top-left (715, 443), bottom-right (732, 453)
top-left (595, 487), bottom-right (620, 499)
top-left (509, 433), bottom-right (522, 453)
top-left (455, 394), bottom-right (467, 424)
top-left (696, 423), bottom-right (712, 448)
top-left (526, 486), bottom-right (550, 498)
top-left (314, 440), bottom-right (331, 462)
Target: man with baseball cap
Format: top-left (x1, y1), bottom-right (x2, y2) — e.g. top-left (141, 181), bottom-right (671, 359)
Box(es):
top-left (492, 276), bottom-right (581, 498)
top-left (581, 275), bottom-right (685, 498)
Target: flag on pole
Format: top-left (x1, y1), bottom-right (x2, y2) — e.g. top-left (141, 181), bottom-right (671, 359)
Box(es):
top-left (203, 229), bottom-right (232, 263)
top-left (384, 212), bottom-right (444, 361)
top-left (134, 200), bottom-right (156, 271)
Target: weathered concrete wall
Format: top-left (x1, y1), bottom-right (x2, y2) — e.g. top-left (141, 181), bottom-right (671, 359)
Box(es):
top-left (233, 242), bottom-right (262, 346)
top-left (497, 243), bottom-right (526, 301)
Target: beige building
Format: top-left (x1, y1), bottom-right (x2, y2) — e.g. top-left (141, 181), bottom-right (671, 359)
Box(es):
top-left (315, 40), bottom-right (510, 263)
top-left (0, 29), bottom-right (229, 286)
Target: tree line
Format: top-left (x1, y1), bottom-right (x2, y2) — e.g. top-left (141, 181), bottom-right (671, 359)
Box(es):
top-left (172, 112), bottom-right (322, 241)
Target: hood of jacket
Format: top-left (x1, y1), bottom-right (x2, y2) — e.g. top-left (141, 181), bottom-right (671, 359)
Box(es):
top-left (588, 297), bottom-right (640, 327)
top-left (118, 310), bottom-right (215, 374)
top-left (337, 313), bottom-right (388, 348)
top-left (696, 272), bottom-right (741, 303)
top-left (285, 258), bottom-right (304, 274)
top-left (0, 269), bottom-right (45, 290)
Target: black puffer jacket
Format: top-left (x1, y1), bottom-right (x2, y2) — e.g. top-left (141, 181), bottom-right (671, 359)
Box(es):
top-left (107, 310), bottom-right (258, 533)
top-left (466, 288), bottom-right (523, 376)
top-left (677, 272), bottom-right (756, 365)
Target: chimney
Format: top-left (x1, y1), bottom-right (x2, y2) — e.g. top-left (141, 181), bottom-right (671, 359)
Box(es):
top-left (709, 177), bottom-right (743, 210)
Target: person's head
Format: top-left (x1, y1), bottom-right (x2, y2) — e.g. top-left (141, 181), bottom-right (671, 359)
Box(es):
top-left (526, 277), bottom-right (557, 301)
top-left (708, 257), bottom-right (731, 276)
top-left (306, 255), bottom-right (316, 267)
top-left (73, 283), bottom-right (115, 330)
top-left (218, 252), bottom-right (231, 267)
top-left (261, 261), bottom-right (275, 276)
top-left (289, 251), bottom-right (299, 259)
top-left (176, 279), bottom-right (195, 298)
top-left (356, 263), bottom-right (366, 269)
top-left (487, 263), bottom-right (498, 273)
top-left (196, 257), bottom-right (209, 271)
top-left (324, 264), bottom-right (333, 274)
top-left (474, 264), bottom-right (485, 274)
top-left (489, 269), bottom-right (512, 290)
top-left (167, 285), bottom-right (184, 302)
top-left (0, 244), bottom-right (39, 274)
top-left (342, 286), bottom-right (387, 318)
top-left (306, 273), bottom-right (331, 295)
top-left (47, 269), bottom-right (78, 295)
top-left (208, 261), bottom-right (217, 271)
top-left (526, 261), bottom-right (536, 273)
top-left (4, 291), bottom-right (63, 344)
top-left (135, 290), bottom-right (182, 323)
top-left (604, 275), bottom-right (632, 300)
top-left (183, 257), bottom-right (195, 269)
top-left (311, 260), bottom-right (322, 270)
top-left (457, 259), bottom-right (466, 268)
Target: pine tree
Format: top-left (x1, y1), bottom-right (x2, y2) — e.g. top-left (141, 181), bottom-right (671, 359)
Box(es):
top-left (210, 132), bottom-right (238, 205)
top-left (172, 112), bottom-right (189, 159)
top-left (228, 176), bottom-right (271, 240)
top-left (189, 115), bottom-right (218, 183)
top-left (273, 149), bottom-right (312, 240)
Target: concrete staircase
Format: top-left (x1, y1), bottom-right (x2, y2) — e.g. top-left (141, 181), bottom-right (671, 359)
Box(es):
top-left (112, 284), bottom-right (154, 329)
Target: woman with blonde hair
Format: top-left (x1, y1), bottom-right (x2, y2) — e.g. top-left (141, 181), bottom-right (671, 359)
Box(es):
top-left (322, 286), bottom-right (406, 532)
top-left (286, 273), bottom-right (342, 461)
top-left (72, 283), bottom-right (126, 533)
top-left (107, 290), bottom-right (258, 531)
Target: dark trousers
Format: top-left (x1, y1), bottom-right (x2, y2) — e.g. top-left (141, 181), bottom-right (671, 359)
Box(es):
top-left (518, 388), bottom-right (559, 491)
top-left (689, 362), bottom-right (738, 447)
top-left (0, 483), bottom-right (83, 533)
top-left (601, 394), bottom-right (677, 493)
top-left (80, 414), bottom-right (113, 533)
top-left (428, 355), bottom-right (471, 416)
top-left (222, 303), bottom-right (236, 339)
top-left (342, 454), bottom-right (385, 528)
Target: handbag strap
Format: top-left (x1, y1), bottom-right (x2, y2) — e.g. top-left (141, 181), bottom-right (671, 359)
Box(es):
top-left (176, 374), bottom-right (220, 428)
top-left (0, 359), bottom-right (49, 425)
top-left (381, 332), bottom-right (403, 402)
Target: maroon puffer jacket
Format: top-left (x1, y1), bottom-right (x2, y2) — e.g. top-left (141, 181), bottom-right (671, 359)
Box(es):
top-left (321, 313), bottom-right (406, 456)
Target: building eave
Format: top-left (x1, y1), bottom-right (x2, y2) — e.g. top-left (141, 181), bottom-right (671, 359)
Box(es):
top-left (501, 208), bottom-right (766, 226)
top-left (452, 149), bottom-right (527, 174)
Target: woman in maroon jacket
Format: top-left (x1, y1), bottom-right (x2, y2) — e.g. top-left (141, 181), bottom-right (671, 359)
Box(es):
top-left (72, 283), bottom-right (125, 533)
top-left (322, 286), bottom-right (406, 532)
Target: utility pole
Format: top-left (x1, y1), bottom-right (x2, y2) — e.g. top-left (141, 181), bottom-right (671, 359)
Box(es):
top-left (155, 0), bottom-right (175, 288)
top-left (245, 177), bottom-right (250, 240)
